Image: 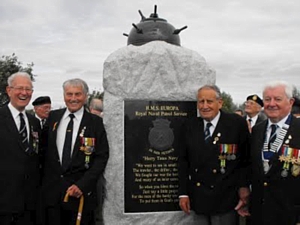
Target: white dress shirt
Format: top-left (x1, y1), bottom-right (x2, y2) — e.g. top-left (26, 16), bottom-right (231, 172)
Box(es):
top-left (56, 107), bottom-right (84, 163)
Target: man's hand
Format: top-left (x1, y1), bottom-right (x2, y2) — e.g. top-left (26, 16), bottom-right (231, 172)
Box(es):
top-left (67, 184), bottom-right (83, 198)
top-left (235, 187), bottom-right (251, 217)
top-left (179, 197), bottom-right (190, 215)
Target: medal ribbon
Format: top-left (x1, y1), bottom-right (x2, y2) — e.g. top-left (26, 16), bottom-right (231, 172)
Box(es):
top-left (262, 114), bottom-right (291, 162)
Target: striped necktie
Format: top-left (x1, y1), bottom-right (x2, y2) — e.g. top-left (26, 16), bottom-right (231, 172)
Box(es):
top-left (19, 113), bottom-right (29, 152)
top-left (268, 124), bottom-right (278, 149)
top-left (204, 122), bottom-right (212, 143)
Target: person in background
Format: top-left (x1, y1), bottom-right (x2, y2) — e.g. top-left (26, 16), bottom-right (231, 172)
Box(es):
top-left (32, 96), bottom-right (51, 129)
top-left (235, 109), bottom-right (244, 116)
top-left (244, 94), bottom-right (266, 133)
top-left (41, 78), bottom-right (109, 225)
top-left (292, 97), bottom-right (300, 118)
top-left (88, 97), bottom-right (105, 225)
top-left (89, 98), bottom-right (103, 118)
top-left (250, 81), bottom-right (300, 225)
top-left (0, 72), bottom-right (41, 225)
top-left (178, 84), bottom-right (250, 225)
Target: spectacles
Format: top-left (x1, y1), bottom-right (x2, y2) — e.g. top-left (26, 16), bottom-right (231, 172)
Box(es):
top-left (10, 86), bottom-right (33, 93)
top-left (244, 101), bottom-right (255, 106)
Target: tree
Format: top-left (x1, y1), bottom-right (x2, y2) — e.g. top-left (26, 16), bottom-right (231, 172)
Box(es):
top-left (0, 53), bottom-right (35, 106)
top-left (293, 86), bottom-right (300, 98)
top-left (221, 91), bottom-right (238, 113)
top-left (87, 90), bottom-right (104, 107)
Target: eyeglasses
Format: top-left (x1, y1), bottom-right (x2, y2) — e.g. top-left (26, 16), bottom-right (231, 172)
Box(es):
top-left (244, 101), bottom-right (255, 106)
top-left (10, 86), bottom-right (34, 93)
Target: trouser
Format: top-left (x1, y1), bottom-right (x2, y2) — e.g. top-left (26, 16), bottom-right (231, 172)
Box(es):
top-left (196, 210), bottom-right (238, 225)
top-left (45, 205), bottom-right (94, 225)
top-left (0, 211), bottom-right (36, 225)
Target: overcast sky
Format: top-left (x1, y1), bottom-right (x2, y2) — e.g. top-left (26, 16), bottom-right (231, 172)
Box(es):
top-left (1, 0), bottom-right (300, 109)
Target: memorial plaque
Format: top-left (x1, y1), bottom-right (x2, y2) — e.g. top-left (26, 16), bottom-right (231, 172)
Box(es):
top-left (124, 100), bottom-right (197, 213)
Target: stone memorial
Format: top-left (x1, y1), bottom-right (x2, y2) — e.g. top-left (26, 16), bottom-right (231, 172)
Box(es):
top-left (102, 6), bottom-right (215, 225)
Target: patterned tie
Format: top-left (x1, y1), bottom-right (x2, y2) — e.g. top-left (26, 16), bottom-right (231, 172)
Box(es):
top-left (62, 114), bottom-right (75, 171)
top-left (248, 118), bottom-right (252, 126)
top-left (204, 122), bottom-right (212, 143)
top-left (41, 119), bottom-right (46, 128)
top-left (19, 113), bottom-right (29, 152)
top-left (268, 124), bottom-right (278, 149)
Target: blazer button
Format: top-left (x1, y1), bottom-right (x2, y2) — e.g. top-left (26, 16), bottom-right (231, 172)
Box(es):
top-left (60, 175), bottom-right (64, 178)
top-left (212, 169), bottom-right (217, 174)
top-left (24, 175), bottom-right (30, 180)
top-left (196, 182), bottom-right (201, 187)
top-left (210, 185), bottom-right (214, 189)
top-left (263, 182), bottom-right (268, 187)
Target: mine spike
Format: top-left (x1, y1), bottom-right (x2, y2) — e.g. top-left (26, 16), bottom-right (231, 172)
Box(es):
top-left (138, 10), bottom-right (146, 21)
top-left (150, 5), bottom-right (158, 18)
top-left (123, 33), bottom-right (129, 37)
top-left (173, 26), bottom-right (188, 35)
top-left (132, 23), bottom-right (143, 34)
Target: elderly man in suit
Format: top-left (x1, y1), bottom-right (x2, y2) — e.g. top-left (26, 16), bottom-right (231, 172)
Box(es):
top-left (41, 78), bottom-right (109, 225)
top-left (244, 94), bottom-right (266, 132)
top-left (89, 98), bottom-right (103, 118)
top-left (178, 85), bottom-right (250, 225)
top-left (250, 81), bottom-right (300, 225)
top-left (0, 72), bottom-right (41, 225)
top-left (32, 96), bottom-right (51, 129)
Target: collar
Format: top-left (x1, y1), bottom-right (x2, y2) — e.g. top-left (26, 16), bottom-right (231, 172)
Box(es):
top-left (8, 102), bottom-right (26, 119)
top-left (204, 111), bottom-right (221, 128)
top-left (267, 114), bottom-right (290, 130)
top-left (63, 107), bottom-right (84, 121)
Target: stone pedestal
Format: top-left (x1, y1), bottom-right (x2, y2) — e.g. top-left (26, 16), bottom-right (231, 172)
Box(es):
top-left (102, 41), bottom-right (215, 225)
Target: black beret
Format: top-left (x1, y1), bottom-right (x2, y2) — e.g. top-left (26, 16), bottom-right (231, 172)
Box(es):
top-left (32, 96), bottom-right (51, 106)
top-left (246, 94), bottom-right (263, 107)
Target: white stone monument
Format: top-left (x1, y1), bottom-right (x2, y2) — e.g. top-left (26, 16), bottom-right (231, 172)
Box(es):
top-left (102, 41), bottom-right (215, 225)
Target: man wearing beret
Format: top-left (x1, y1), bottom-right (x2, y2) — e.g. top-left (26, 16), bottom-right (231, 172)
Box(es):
top-left (244, 94), bottom-right (266, 132)
top-left (32, 96), bottom-right (51, 129)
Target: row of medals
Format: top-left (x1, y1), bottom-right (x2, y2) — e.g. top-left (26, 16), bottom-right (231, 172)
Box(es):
top-left (214, 133), bottom-right (237, 174)
top-left (278, 136), bottom-right (300, 177)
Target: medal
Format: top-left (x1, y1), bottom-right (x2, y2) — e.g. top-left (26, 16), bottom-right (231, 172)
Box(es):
top-left (263, 161), bottom-right (269, 173)
top-left (79, 135), bottom-right (96, 169)
top-left (281, 169), bottom-right (288, 177)
top-left (292, 164), bottom-right (300, 177)
top-left (220, 167), bottom-right (226, 174)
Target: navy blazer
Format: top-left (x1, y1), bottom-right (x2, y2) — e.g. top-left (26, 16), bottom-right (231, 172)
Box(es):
top-left (178, 110), bottom-right (250, 215)
top-left (250, 115), bottom-right (300, 225)
top-left (0, 105), bottom-right (41, 213)
top-left (41, 108), bottom-right (109, 211)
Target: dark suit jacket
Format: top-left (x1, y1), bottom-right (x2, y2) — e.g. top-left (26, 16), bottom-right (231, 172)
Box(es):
top-left (250, 115), bottom-right (300, 225)
top-left (0, 105), bottom-right (41, 213)
top-left (178, 111), bottom-right (250, 215)
top-left (41, 108), bottom-right (109, 211)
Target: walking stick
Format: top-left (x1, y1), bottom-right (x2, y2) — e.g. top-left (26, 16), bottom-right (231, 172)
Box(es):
top-left (64, 193), bottom-right (85, 225)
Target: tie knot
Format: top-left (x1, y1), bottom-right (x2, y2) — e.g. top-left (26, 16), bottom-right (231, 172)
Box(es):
top-left (69, 114), bottom-right (75, 119)
top-left (270, 124), bottom-right (278, 132)
top-left (248, 118), bottom-right (252, 122)
top-left (206, 122), bottom-right (212, 129)
top-left (19, 113), bottom-right (24, 118)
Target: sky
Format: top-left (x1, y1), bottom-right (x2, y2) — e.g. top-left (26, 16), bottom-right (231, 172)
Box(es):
top-left (1, 0), bottom-right (300, 109)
